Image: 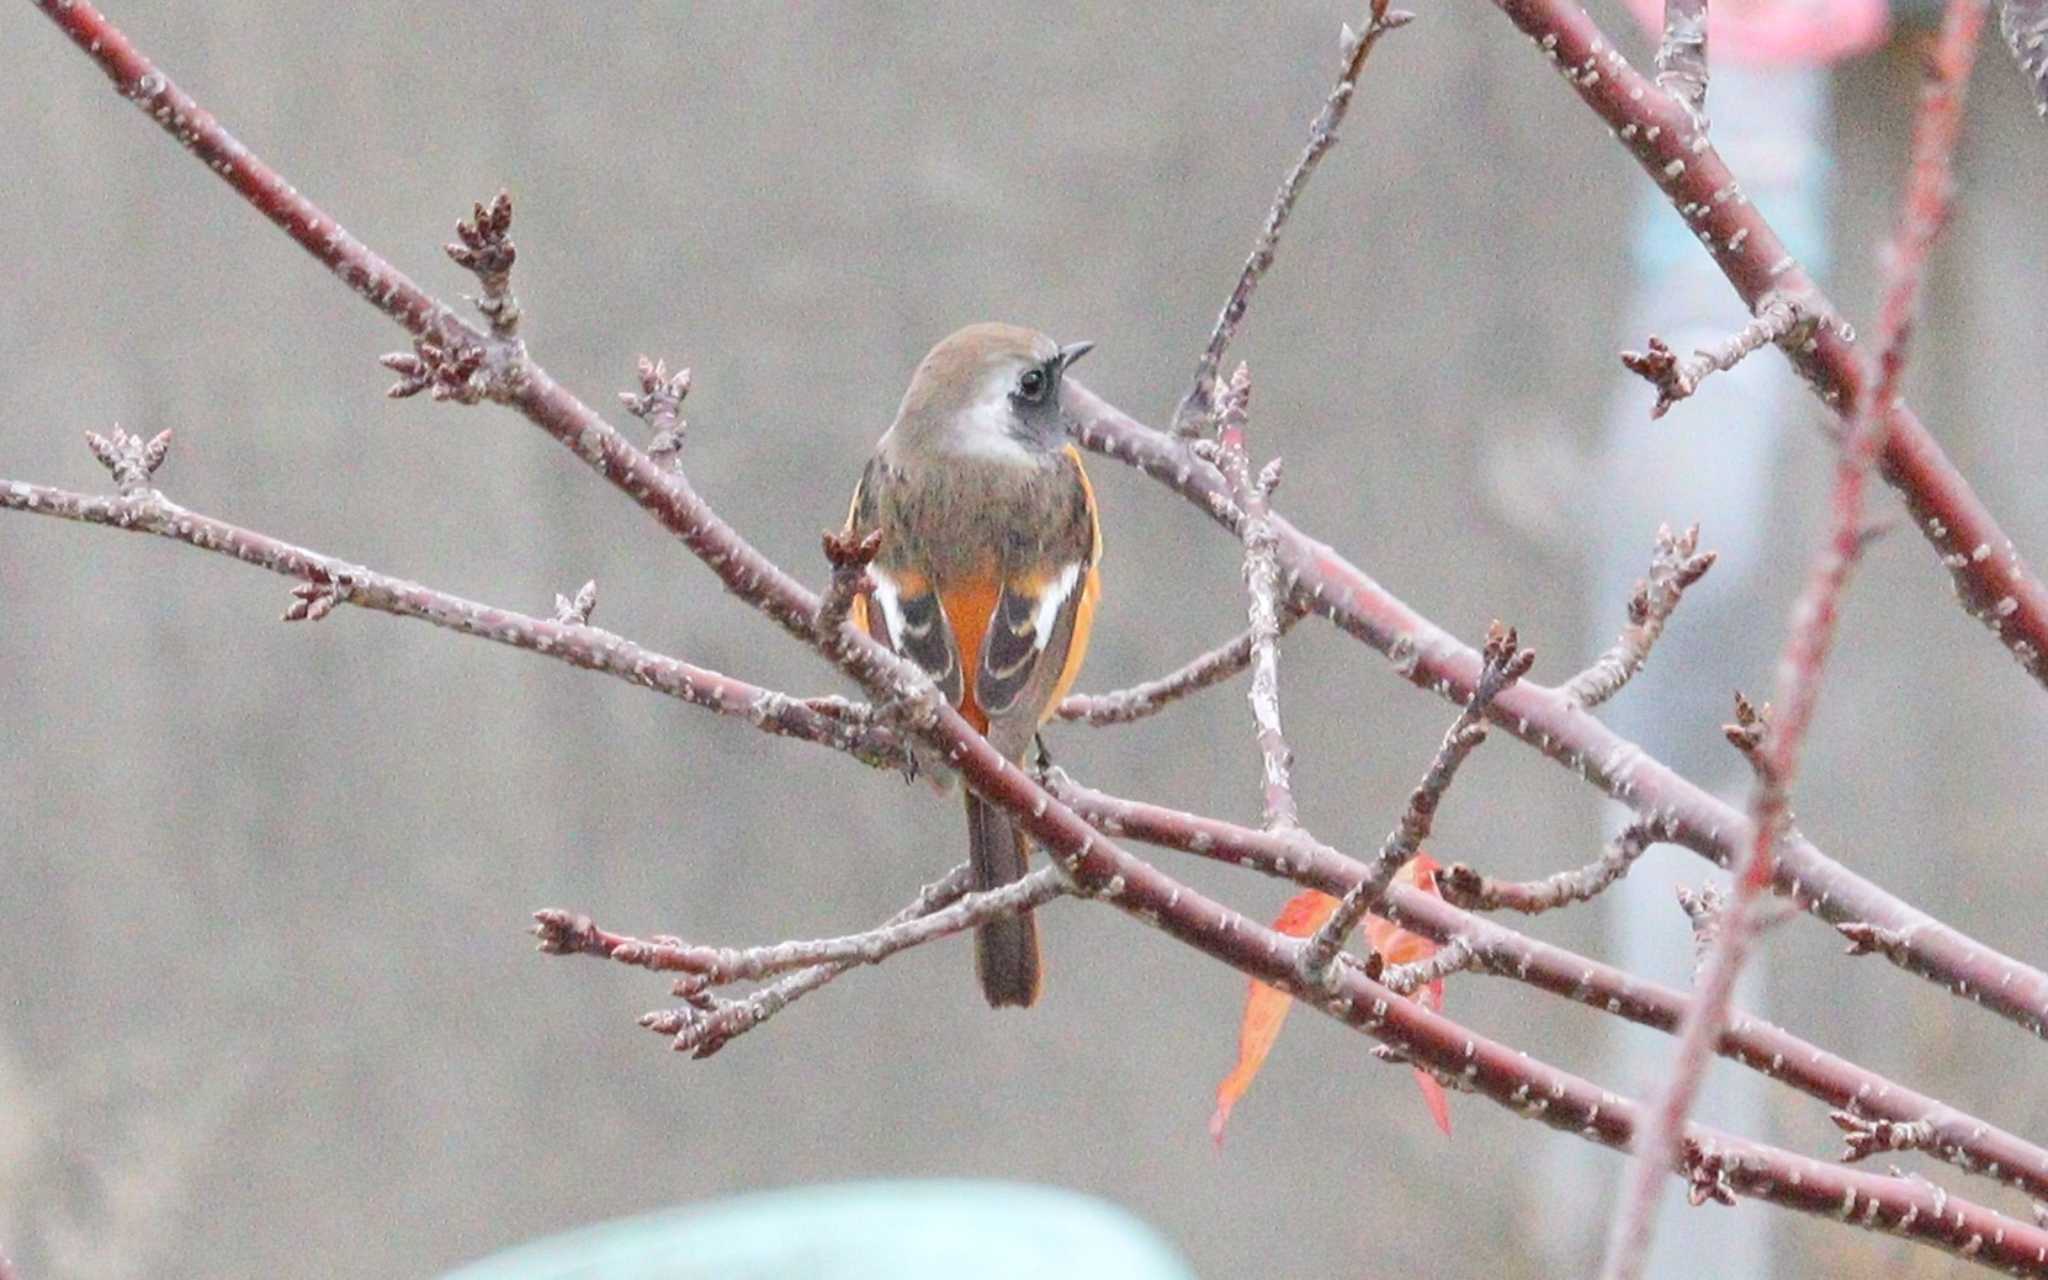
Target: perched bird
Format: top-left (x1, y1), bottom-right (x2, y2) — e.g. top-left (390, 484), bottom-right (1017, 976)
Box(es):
top-left (843, 323), bottom-right (1103, 1008)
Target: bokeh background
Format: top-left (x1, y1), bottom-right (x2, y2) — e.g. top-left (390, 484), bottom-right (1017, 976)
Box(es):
top-left (4, 3), bottom-right (2047, 1277)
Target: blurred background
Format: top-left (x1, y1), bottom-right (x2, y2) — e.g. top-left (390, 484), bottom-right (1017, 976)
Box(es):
top-left (4, 2), bottom-right (2046, 1276)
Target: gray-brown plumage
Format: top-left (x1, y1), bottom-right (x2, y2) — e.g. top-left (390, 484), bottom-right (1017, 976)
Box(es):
top-left (844, 323), bottom-right (1103, 1007)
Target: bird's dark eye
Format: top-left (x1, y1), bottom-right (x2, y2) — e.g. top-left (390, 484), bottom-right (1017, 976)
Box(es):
top-left (1014, 365), bottom-right (1049, 404)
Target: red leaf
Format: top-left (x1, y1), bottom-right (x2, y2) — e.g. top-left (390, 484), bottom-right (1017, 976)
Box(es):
top-left (1210, 889), bottom-right (1337, 1145)
top-left (1211, 855), bottom-right (1456, 1143)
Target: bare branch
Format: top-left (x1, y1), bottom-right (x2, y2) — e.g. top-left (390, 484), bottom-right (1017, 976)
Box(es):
top-left (1621, 298), bottom-right (1813, 420)
top-left (651, 865), bottom-right (974, 1059)
top-left (1487, 0), bottom-right (2048, 686)
top-left (0, 471), bottom-right (903, 770)
top-left (535, 866), bottom-right (1071, 987)
top-left (1441, 821), bottom-right (1661, 914)
top-left (1602, 8), bottom-right (1990, 1273)
top-left (1562, 523), bottom-right (1716, 708)
top-left (1053, 775), bottom-right (2048, 1207)
top-left (1055, 604), bottom-right (1304, 725)
top-left (1202, 364), bottom-right (1299, 831)
top-left (1298, 622), bottom-right (1532, 986)
top-left (1172, 3), bottom-right (1413, 435)
top-left (1072, 386), bottom-right (2048, 1042)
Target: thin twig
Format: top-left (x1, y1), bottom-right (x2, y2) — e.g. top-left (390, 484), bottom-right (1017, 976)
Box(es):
top-left (1203, 364), bottom-right (1298, 830)
top-left (535, 866), bottom-right (1071, 986)
top-left (1621, 298), bottom-right (1809, 419)
top-left (1487, 0), bottom-right (2048, 685)
top-left (1051, 774), bottom-right (2048, 1207)
top-left (1073, 384), bottom-right (2048, 1041)
top-left (653, 865), bottom-right (974, 1059)
top-left (1383, 936), bottom-right (1477, 995)
top-left (1171, 2), bottom-right (1413, 435)
top-left (1562, 524), bottom-right (1716, 707)
top-left (1440, 821), bottom-right (1662, 914)
top-left (1600, 8), bottom-right (1988, 1275)
top-left (1055, 606), bottom-right (1304, 725)
top-left (1297, 623), bottom-right (1533, 986)
top-left (0, 472), bottom-right (904, 769)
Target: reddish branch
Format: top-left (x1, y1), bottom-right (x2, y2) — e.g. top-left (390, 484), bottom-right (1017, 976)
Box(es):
top-left (40, 0), bottom-right (2048, 1050)
top-left (0, 476), bottom-right (902, 769)
top-left (1052, 776), bottom-right (2048, 1206)
top-left (28, 2), bottom-right (2048, 1265)
top-left (1299, 623), bottom-right (1532, 985)
top-left (1486, 0), bottom-right (2048, 688)
top-left (1068, 387), bottom-right (2048, 1041)
top-left (1602, 6), bottom-right (1990, 1275)
top-left (1054, 605), bottom-right (1303, 725)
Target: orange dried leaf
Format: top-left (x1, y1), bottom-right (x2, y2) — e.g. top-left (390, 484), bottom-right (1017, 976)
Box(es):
top-left (1210, 856), bottom-right (1458, 1144)
top-left (1367, 853), bottom-right (1453, 1136)
top-left (1209, 889), bottom-right (1338, 1145)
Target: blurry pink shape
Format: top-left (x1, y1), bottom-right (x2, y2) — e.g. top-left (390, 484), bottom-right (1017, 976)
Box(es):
top-left (1620, 0), bottom-right (1889, 65)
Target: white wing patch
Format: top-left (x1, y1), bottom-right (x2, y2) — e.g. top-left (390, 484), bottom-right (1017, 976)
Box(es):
top-left (869, 569), bottom-right (909, 649)
top-left (1031, 563), bottom-right (1083, 651)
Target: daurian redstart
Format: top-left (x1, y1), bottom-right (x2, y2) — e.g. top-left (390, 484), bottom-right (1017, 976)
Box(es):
top-left (843, 323), bottom-right (1102, 1008)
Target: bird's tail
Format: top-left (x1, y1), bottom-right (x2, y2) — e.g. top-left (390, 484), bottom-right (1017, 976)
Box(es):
top-left (964, 791), bottom-right (1042, 1008)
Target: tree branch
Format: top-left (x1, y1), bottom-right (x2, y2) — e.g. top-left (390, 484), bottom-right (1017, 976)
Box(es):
top-left (1440, 821), bottom-right (1662, 914)
top-left (1561, 523), bottom-right (1716, 708)
top-left (0, 473), bottom-right (902, 769)
top-left (1054, 605), bottom-right (1304, 726)
top-left (1069, 388), bottom-right (2048, 1042)
top-left (1205, 364), bottom-right (1300, 831)
top-left (1485, 0), bottom-right (2048, 688)
top-left (1602, 6), bottom-right (1990, 1273)
top-left (645, 864), bottom-right (975, 1059)
top-left (1620, 297), bottom-right (1813, 420)
top-left (1298, 622), bottom-right (1533, 986)
top-left (1172, 1), bottom-right (1413, 434)
top-left (1051, 775), bottom-right (2048, 1207)
top-left (535, 866), bottom-right (1071, 986)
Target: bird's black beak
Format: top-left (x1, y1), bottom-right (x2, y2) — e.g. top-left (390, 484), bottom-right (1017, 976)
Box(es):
top-left (1058, 340), bottom-right (1095, 370)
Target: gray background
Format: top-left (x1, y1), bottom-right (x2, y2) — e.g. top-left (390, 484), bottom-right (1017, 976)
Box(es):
top-left (4, 3), bottom-right (2046, 1277)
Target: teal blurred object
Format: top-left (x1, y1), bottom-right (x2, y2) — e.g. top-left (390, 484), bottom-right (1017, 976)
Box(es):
top-left (440, 1180), bottom-right (1198, 1280)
